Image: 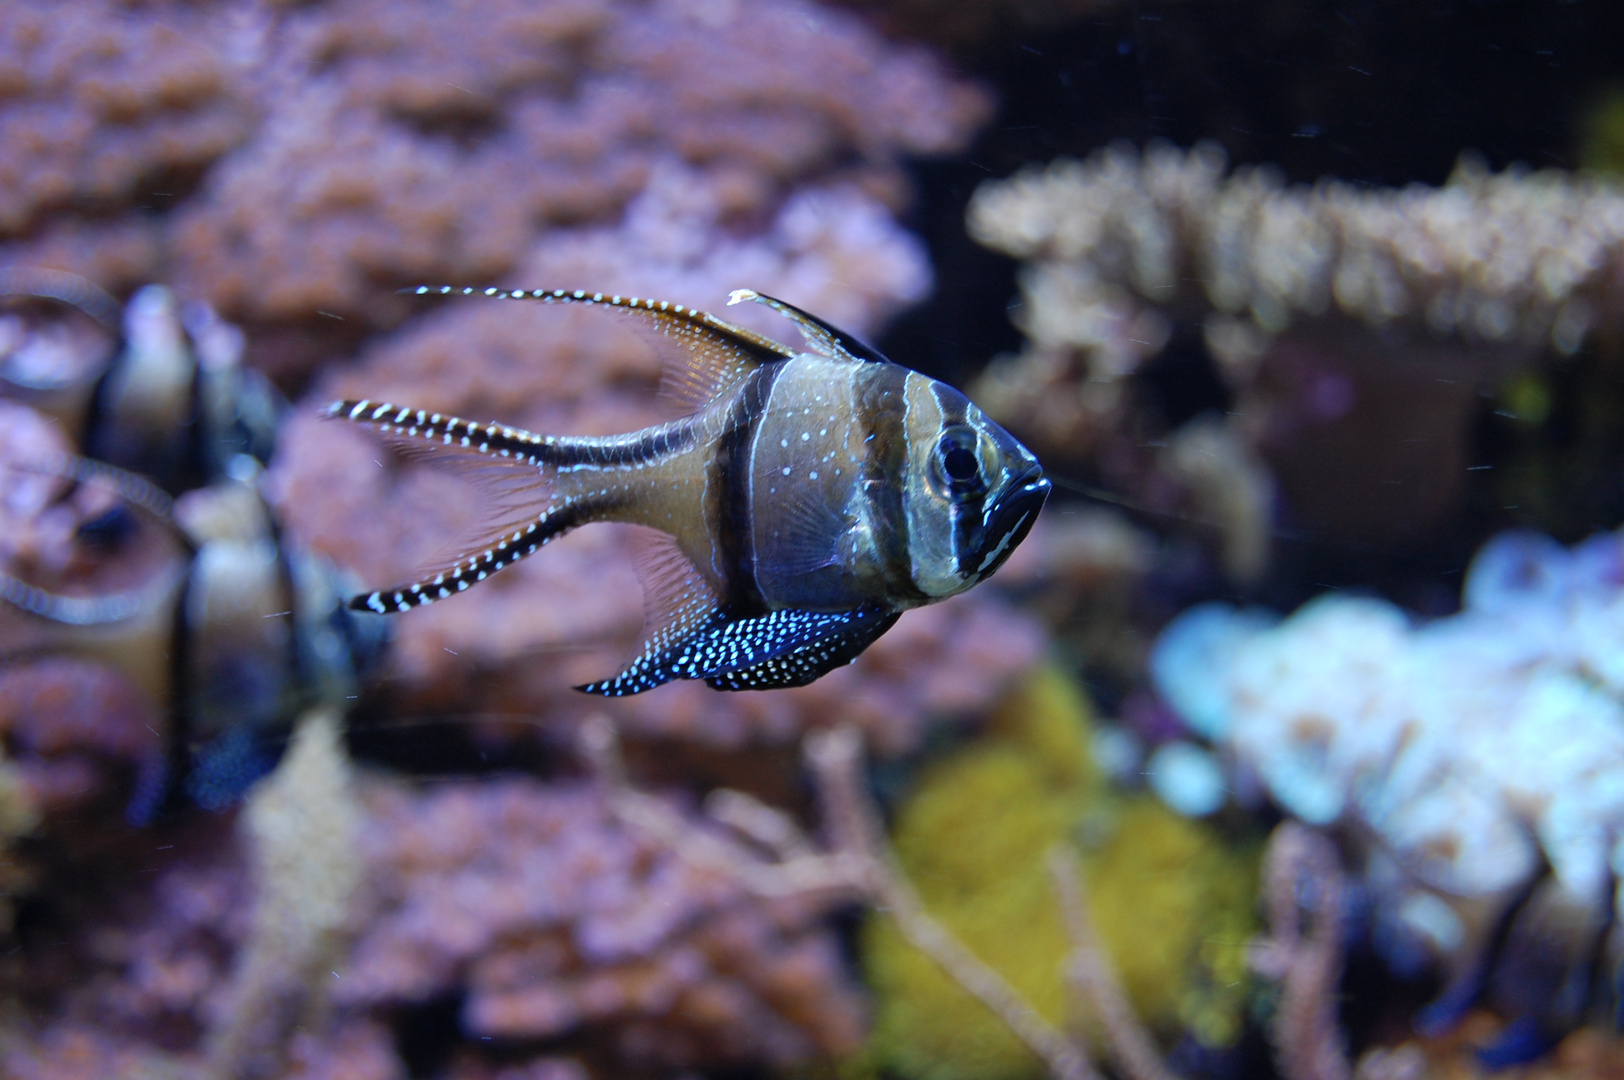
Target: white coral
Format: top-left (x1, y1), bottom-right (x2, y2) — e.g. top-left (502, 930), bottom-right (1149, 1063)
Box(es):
top-left (1153, 527), bottom-right (1624, 972)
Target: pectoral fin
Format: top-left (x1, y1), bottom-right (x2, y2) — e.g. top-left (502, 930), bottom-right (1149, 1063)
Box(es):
top-left (577, 603), bottom-right (898, 696)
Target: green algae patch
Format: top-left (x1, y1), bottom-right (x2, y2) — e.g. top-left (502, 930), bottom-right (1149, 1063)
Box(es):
top-left (1579, 84), bottom-right (1624, 178)
top-left (860, 665), bottom-right (1260, 1080)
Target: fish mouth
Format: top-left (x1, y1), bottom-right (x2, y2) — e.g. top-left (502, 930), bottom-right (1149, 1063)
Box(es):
top-left (967, 467), bottom-right (1050, 581)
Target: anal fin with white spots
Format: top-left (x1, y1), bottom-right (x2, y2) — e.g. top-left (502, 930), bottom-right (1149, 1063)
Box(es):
top-left (576, 603), bottom-right (898, 695)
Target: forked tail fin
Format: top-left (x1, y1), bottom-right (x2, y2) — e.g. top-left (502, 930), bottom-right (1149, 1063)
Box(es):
top-left (325, 399), bottom-right (603, 613)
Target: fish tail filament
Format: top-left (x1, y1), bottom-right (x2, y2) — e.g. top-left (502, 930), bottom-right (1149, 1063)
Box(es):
top-left (348, 499), bottom-right (594, 614)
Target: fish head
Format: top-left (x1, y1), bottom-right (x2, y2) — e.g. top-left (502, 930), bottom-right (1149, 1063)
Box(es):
top-left (900, 373), bottom-right (1049, 599)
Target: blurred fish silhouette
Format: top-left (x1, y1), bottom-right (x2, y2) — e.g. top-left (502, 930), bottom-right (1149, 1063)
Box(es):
top-left (329, 287), bottom-right (1050, 695)
top-left (0, 269), bottom-right (283, 494)
top-left (0, 437), bottom-right (381, 820)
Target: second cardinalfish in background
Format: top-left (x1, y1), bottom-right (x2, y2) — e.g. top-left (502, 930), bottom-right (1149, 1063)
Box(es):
top-left (329, 287), bottom-right (1051, 695)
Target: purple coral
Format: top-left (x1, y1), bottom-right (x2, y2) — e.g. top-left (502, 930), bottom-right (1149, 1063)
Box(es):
top-left (169, 0), bottom-right (983, 344)
top-left (3, 0), bottom-right (987, 379)
top-left (0, 3), bottom-right (1030, 1074)
top-left (0, 0), bottom-right (249, 235)
top-left (0, 657), bottom-right (165, 819)
top-left (6, 771), bottom-right (865, 1075)
top-left (343, 776), bottom-right (866, 1068)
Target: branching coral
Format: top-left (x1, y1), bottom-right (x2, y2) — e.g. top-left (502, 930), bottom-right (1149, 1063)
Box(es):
top-left (581, 708), bottom-right (1101, 1080)
top-left (1248, 823), bottom-right (1351, 1080)
top-left (4, 743), bottom-right (867, 1077)
top-left (968, 141), bottom-right (1624, 555)
top-left (581, 670), bottom-right (1259, 1080)
top-left (207, 709), bottom-right (362, 1080)
top-left (971, 142), bottom-right (1623, 377)
top-left (849, 668), bottom-right (1255, 1080)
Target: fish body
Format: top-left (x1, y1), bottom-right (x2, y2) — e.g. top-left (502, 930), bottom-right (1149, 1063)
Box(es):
top-left (331, 287), bottom-right (1050, 695)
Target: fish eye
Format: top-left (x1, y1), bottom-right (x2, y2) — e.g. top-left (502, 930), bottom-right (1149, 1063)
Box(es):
top-left (934, 426), bottom-right (986, 498)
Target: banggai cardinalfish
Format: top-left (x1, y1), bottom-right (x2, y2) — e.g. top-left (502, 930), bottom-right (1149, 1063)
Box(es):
top-left (328, 287), bottom-right (1050, 696)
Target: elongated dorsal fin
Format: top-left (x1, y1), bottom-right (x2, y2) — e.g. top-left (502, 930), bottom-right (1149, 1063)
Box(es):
top-left (0, 452), bottom-right (187, 626)
top-left (404, 286), bottom-right (798, 414)
top-left (0, 267), bottom-right (124, 334)
top-left (0, 567), bottom-right (184, 626)
top-left (725, 289), bottom-right (889, 365)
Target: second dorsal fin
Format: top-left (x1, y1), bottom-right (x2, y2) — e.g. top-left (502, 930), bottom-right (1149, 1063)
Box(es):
top-left (0, 450), bottom-right (188, 626)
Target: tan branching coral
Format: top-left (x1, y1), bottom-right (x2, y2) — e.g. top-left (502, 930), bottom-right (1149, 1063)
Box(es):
top-left (339, 768), bottom-right (866, 1069)
top-left (581, 714), bottom-right (1222, 1080)
top-left (968, 141), bottom-right (1624, 554)
top-left (207, 708), bottom-right (362, 1080)
top-left (1248, 823), bottom-right (1351, 1080)
top-left (971, 142), bottom-right (1624, 369)
top-left (582, 716), bottom-right (1100, 1080)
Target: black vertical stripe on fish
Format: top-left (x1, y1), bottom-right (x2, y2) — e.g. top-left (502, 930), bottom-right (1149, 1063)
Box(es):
top-left (140, 562), bottom-right (195, 823)
top-left (855, 363), bottom-right (928, 606)
top-left (924, 383), bottom-right (982, 576)
top-left (713, 364), bottom-right (782, 614)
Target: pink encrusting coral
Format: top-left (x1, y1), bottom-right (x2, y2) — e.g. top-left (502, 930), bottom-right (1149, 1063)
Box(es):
top-left (2, 771), bottom-right (865, 1077)
top-left (341, 776), bottom-right (866, 1067)
top-left (1, 0), bottom-right (987, 378)
top-left (0, 657), bottom-right (164, 820)
top-left (1, 2), bottom-right (1028, 1073)
top-left (167, 0), bottom-right (984, 333)
top-left (0, 0), bottom-right (251, 235)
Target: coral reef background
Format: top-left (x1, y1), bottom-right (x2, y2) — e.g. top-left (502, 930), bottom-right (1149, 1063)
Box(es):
top-left (6, 1), bottom-right (1624, 1079)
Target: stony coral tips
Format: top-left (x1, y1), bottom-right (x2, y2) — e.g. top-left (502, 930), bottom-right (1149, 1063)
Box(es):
top-left (330, 287), bottom-right (1050, 694)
